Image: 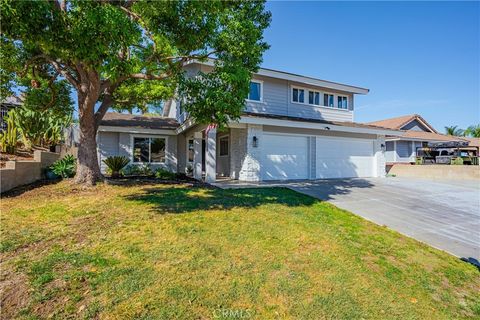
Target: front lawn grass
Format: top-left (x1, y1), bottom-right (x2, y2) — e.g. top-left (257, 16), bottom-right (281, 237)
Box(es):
top-left (1, 182), bottom-right (479, 319)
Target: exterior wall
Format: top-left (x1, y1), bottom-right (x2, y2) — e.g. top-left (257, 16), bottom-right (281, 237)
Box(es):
top-left (97, 131), bottom-right (177, 173)
top-left (389, 164), bottom-right (480, 180)
top-left (388, 140), bottom-right (424, 163)
top-left (396, 140), bottom-right (413, 161)
top-left (401, 120), bottom-right (431, 132)
top-left (245, 75), bottom-right (355, 122)
top-left (0, 151), bottom-right (59, 193)
top-left (174, 64), bottom-right (358, 124)
top-left (385, 141), bottom-right (395, 162)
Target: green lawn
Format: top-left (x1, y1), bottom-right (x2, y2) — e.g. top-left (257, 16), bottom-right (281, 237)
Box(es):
top-left (1, 182), bottom-right (479, 319)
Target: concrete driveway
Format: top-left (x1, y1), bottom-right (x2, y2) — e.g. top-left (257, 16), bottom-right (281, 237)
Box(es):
top-left (287, 178), bottom-right (480, 261)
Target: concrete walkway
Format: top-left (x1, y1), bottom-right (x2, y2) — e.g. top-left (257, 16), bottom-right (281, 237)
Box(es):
top-left (215, 177), bottom-right (480, 261)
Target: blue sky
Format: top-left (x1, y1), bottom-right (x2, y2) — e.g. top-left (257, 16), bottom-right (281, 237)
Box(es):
top-left (261, 1), bottom-right (479, 131)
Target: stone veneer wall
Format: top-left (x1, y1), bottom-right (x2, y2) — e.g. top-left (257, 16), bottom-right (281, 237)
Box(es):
top-left (238, 124), bottom-right (263, 181)
top-left (1, 150), bottom-right (60, 193)
top-left (229, 128), bottom-right (247, 180)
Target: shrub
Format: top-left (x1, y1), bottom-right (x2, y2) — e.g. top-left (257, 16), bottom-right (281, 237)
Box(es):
top-left (0, 111), bottom-right (19, 154)
top-left (103, 156), bottom-right (130, 178)
top-left (415, 157), bottom-right (424, 165)
top-left (50, 154), bottom-right (76, 178)
top-left (123, 163), bottom-right (153, 176)
top-left (450, 157), bottom-right (463, 165)
top-left (155, 168), bottom-right (176, 180)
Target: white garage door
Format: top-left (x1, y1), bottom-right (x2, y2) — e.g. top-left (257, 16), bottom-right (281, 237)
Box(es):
top-left (316, 136), bottom-right (374, 179)
top-left (262, 134), bottom-right (309, 180)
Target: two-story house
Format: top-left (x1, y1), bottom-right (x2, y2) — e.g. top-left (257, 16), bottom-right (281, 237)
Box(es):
top-left (97, 60), bottom-right (400, 182)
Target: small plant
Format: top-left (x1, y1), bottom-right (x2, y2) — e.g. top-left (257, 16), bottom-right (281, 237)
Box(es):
top-left (123, 163), bottom-right (153, 176)
top-left (103, 156), bottom-right (130, 178)
top-left (50, 154), bottom-right (76, 178)
top-left (155, 168), bottom-right (176, 180)
top-left (450, 157), bottom-right (464, 165)
top-left (0, 111), bottom-right (19, 154)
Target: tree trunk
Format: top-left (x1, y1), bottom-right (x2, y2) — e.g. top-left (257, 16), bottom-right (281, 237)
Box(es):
top-left (74, 112), bottom-right (102, 185)
top-left (73, 73), bottom-right (102, 186)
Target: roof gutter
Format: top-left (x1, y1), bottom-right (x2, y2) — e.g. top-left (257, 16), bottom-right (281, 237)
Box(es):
top-left (238, 116), bottom-right (403, 136)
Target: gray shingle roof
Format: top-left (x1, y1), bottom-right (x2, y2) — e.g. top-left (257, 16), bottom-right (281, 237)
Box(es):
top-left (100, 112), bottom-right (179, 130)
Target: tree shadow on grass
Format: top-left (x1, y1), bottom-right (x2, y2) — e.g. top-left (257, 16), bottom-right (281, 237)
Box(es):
top-left (123, 185), bottom-right (319, 214)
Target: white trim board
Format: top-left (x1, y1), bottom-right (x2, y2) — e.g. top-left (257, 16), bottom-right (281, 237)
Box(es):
top-left (238, 116), bottom-right (402, 136)
top-left (99, 125), bottom-right (176, 135)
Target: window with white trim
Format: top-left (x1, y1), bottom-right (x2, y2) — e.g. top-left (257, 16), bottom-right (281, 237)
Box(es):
top-left (308, 91), bottom-right (320, 106)
top-left (337, 96), bottom-right (348, 109)
top-left (292, 88), bottom-right (305, 103)
top-left (133, 137), bottom-right (166, 163)
top-left (247, 81), bottom-right (262, 101)
top-left (323, 94), bottom-right (334, 107)
top-left (219, 136), bottom-right (229, 156)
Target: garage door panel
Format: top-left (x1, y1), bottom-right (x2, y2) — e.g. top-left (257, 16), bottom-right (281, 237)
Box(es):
top-left (263, 134), bottom-right (309, 180)
top-left (316, 137), bottom-right (374, 179)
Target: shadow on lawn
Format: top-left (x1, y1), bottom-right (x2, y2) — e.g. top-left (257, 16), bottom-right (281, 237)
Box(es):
top-left (124, 185), bottom-right (319, 214)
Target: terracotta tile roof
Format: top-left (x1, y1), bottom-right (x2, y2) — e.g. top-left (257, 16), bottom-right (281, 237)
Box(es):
top-left (100, 112), bottom-right (179, 130)
top-left (242, 112), bottom-right (399, 132)
top-left (398, 131), bottom-right (465, 142)
top-left (367, 114), bottom-right (437, 133)
top-left (462, 137), bottom-right (480, 148)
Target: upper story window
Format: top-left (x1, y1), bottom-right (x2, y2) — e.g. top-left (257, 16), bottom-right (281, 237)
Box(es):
top-left (247, 81), bottom-right (262, 102)
top-left (292, 88), bottom-right (305, 103)
top-left (324, 94), bottom-right (334, 107)
top-left (309, 91), bottom-right (320, 106)
top-left (133, 137), bottom-right (166, 163)
top-left (337, 96), bottom-right (348, 109)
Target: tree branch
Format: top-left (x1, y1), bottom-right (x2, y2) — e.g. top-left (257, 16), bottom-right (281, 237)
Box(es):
top-left (49, 59), bottom-right (79, 89)
top-left (128, 73), bottom-right (169, 80)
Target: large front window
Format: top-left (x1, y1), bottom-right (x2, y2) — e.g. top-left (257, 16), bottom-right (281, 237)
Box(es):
top-left (133, 137), bottom-right (166, 163)
top-left (248, 81), bottom-right (262, 101)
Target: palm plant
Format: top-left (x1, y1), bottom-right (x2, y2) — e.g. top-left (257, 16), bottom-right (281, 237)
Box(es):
top-left (444, 125), bottom-right (464, 136)
top-left (464, 124), bottom-right (480, 138)
top-left (103, 156), bottom-right (130, 178)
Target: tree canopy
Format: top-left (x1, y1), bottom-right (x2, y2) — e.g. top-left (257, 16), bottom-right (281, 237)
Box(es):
top-left (0, 0), bottom-right (271, 184)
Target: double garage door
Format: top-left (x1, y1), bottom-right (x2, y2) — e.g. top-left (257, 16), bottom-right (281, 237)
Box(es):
top-left (262, 133), bottom-right (375, 180)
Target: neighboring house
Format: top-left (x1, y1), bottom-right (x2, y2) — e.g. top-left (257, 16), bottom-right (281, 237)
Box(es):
top-left (367, 114), bottom-right (467, 163)
top-left (0, 96), bottom-right (22, 131)
top-left (97, 60), bottom-right (401, 182)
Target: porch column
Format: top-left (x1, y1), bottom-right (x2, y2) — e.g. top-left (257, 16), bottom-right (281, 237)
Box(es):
top-left (193, 132), bottom-right (203, 180)
top-left (205, 127), bottom-right (217, 183)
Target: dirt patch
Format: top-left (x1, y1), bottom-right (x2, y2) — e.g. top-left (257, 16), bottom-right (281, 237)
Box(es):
top-left (0, 270), bottom-right (31, 319)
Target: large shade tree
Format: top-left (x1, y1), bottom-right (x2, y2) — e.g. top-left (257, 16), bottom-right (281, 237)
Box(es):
top-left (1, 0), bottom-right (270, 185)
